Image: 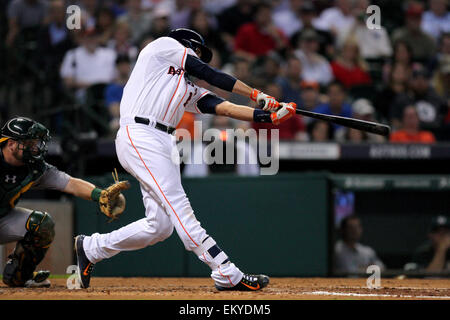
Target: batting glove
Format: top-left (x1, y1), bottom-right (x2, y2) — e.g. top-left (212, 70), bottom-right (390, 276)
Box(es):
top-left (270, 102), bottom-right (297, 125)
top-left (250, 89), bottom-right (280, 112)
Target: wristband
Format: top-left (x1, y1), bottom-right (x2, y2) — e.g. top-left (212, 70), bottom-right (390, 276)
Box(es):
top-left (91, 187), bottom-right (103, 202)
top-left (253, 109), bottom-right (272, 123)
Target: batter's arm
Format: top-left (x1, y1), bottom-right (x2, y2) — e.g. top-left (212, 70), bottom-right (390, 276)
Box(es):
top-left (185, 55), bottom-right (276, 109)
top-left (215, 100), bottom-right (295, 125)
top-left (215, 101), bottom-right (256, 122)
top-left (230, 80), bottom-right (253, 99)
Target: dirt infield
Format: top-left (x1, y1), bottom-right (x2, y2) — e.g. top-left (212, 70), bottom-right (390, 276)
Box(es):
top-left (0, 277), bottom-right (449, 300)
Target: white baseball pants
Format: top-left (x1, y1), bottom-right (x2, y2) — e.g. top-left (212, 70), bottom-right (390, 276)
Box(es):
top-left (82, 123), bottom-right (243, 287)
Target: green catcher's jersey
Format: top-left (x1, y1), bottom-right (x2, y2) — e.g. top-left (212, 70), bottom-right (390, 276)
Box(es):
top-left (0, 150), bottom-right (71, 217)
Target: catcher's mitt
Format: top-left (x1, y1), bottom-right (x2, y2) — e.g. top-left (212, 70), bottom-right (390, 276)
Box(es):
top-left (95, 169), bottom-right (131, 221)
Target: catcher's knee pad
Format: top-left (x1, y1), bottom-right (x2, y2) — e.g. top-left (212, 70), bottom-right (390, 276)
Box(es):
top-left (25, 210), bottom-right (55, 248)
top-left (2, 211), bottom-right (55, 287)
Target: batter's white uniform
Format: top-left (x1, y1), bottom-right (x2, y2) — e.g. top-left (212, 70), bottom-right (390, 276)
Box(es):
top-left (82, 37), bottom-right (244, 287)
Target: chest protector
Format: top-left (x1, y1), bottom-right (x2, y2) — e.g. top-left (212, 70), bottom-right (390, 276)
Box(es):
top-left (0, 161), bottom-right (46, 217)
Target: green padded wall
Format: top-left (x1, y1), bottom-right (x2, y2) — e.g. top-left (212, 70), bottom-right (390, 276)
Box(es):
top-left (74, 173), bottom-right (330, 277)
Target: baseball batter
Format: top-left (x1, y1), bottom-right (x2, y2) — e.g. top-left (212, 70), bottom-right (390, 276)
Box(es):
top-left (0, 117), bottom-right (127, 288)
top-left (75, 29), bottom-right (296, 291)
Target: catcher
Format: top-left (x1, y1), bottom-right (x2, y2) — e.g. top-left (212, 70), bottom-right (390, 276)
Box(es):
top-left (0, 116), bottom-right (129, 288)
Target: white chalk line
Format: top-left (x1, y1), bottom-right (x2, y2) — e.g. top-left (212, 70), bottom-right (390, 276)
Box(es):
top-left (303, 291), bottom-right (450, 299)
top-left (327, 286), bottom-right (450, 290)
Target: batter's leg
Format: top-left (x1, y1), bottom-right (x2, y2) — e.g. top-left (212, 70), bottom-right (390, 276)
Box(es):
top-left (119, 126), bottom-right (244, 287)
top-left (82, 186), bottom-right (174, 264)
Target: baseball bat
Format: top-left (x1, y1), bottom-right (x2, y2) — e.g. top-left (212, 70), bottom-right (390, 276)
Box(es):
top-left (259, 101), bottom-right (391, 137)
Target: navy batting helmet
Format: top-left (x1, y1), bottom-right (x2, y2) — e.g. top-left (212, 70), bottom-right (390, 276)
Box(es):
top-left (168, 28), bottom-right (213, 63)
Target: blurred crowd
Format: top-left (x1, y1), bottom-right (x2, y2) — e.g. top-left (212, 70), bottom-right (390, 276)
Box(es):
top-left (0, 0), bottom-right (449, 143)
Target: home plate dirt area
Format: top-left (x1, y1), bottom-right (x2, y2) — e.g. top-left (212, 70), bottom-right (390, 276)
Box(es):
top-left (0, 278), bottom-right (449, 300)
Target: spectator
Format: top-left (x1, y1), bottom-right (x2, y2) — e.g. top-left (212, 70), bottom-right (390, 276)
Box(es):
top-left (294, 29), bottom-right (333, 86)
top-left (307, 120), bottom-right (334, 142)
top-left (214, 116), bottom-right (260, 176)
top-left (234, 2), bottom-right (289, 62)
top-left (339, 0), bottom-right (393, 59)
top-left (300, 81), bottom-right (322, 114)
top-left (183, 114), bottom-right (260, 177)
top-left (390, 105), bottom-right (436, 143)
top-left (170, 0), bottom-right (191, 30)
top-left (275, 56), bottom-right (303, 106)
top-left (117, 0), bottom-right (153, 45)
top-left (146, 5), bottom-right (172, 39)
top-left (106, 21), bottom-right (138, 63)
top-left (313, 81), bottom-right (352, 134)
top-left (6, 0), bottom-right (48, 47)
top-left (391, 1), bottom-right (437, 64)
top-left (202, 0), bottom-right (236, 16)
top-left (38, 0), bottom-right (75, 79)
top-left (252, 83), bottom-right (307, 141)
top-left (382, 41), bottom-right (414, 84)
top-left (375, 63), bottom-right (411, 121)
top-left (189, 10), bottom-right (226, 59)
top-left (330, 39), bottom-right (372, 89)
top-left (272, 0), bottom-right (304, 38)
top-left (217, 0), bottom-right (255, 51)
top-left (430, 32), bottom-right (450, 75)
top-left (95, 7), bottom-right (116, 46)
top-left (104, 55), bottom-right (131, 134)
top-left (432, 55), bottom-right (450, 98)
top-left (333, 215), bottom-right (385, 275)
top-left (37, 0), bottom-right (76, 126)
top-left (227, 58), bottom-right (253, 106)
top-left (252, 53), bottom-right (282, 88)
top-left (393, 40), bottom-right (414, 67)
top-left (60, 28), bottom-right (117, 99)
top-left (78, 0), bottom-right (99, 29)
top-left (110, 0), bottom-right (128, 17)
top-left (176, 112), bottom-right (196, 141)
top-left (342, 127), bottom-right (370, 143)
top-left (390, 63), bottom-right (447, 136)
top-left (314, 0), bottom-right (355, 46)
top-left (409, 215), bottom-right (450, 273)
top-left (421, 0), bottom-right (450, 41)
top-left (290, 1), bottom-right (335, 60)
top-left (337, 98), bottom-right (386, 143)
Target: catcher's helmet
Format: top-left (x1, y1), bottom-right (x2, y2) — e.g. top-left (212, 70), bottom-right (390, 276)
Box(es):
top-left (168, 28), bottom-right (212, 63)
top-left (1, 117), bottom-right (50, 163)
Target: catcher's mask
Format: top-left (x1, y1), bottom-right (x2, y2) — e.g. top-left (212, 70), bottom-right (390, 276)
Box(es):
top-left (0, 117), bottom-right (51, 164)
top-left (168, 28), bottom-right (213, 63)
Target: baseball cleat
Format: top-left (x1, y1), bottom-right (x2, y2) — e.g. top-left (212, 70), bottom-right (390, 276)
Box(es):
top-left (24, 271), bottom-right (51, 288)
top-left (74, 235), bottom-right (94, 289)
top-left (215, 274), bottom-right (269, 291)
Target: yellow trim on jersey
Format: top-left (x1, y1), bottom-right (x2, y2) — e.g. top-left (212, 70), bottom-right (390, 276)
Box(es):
top-left (9, 181), bottom-right (34, 208)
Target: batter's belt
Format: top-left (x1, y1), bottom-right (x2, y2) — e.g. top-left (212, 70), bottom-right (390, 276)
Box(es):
top-left (134, 117), bottom-right (176, 135)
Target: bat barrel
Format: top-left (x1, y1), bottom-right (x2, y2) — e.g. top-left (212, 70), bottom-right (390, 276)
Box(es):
top-left (295, 109), bottom-right (391, 137)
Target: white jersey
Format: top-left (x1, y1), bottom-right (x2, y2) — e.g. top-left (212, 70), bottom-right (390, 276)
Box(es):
top-left (119, 37), bottom-right (211, 128)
